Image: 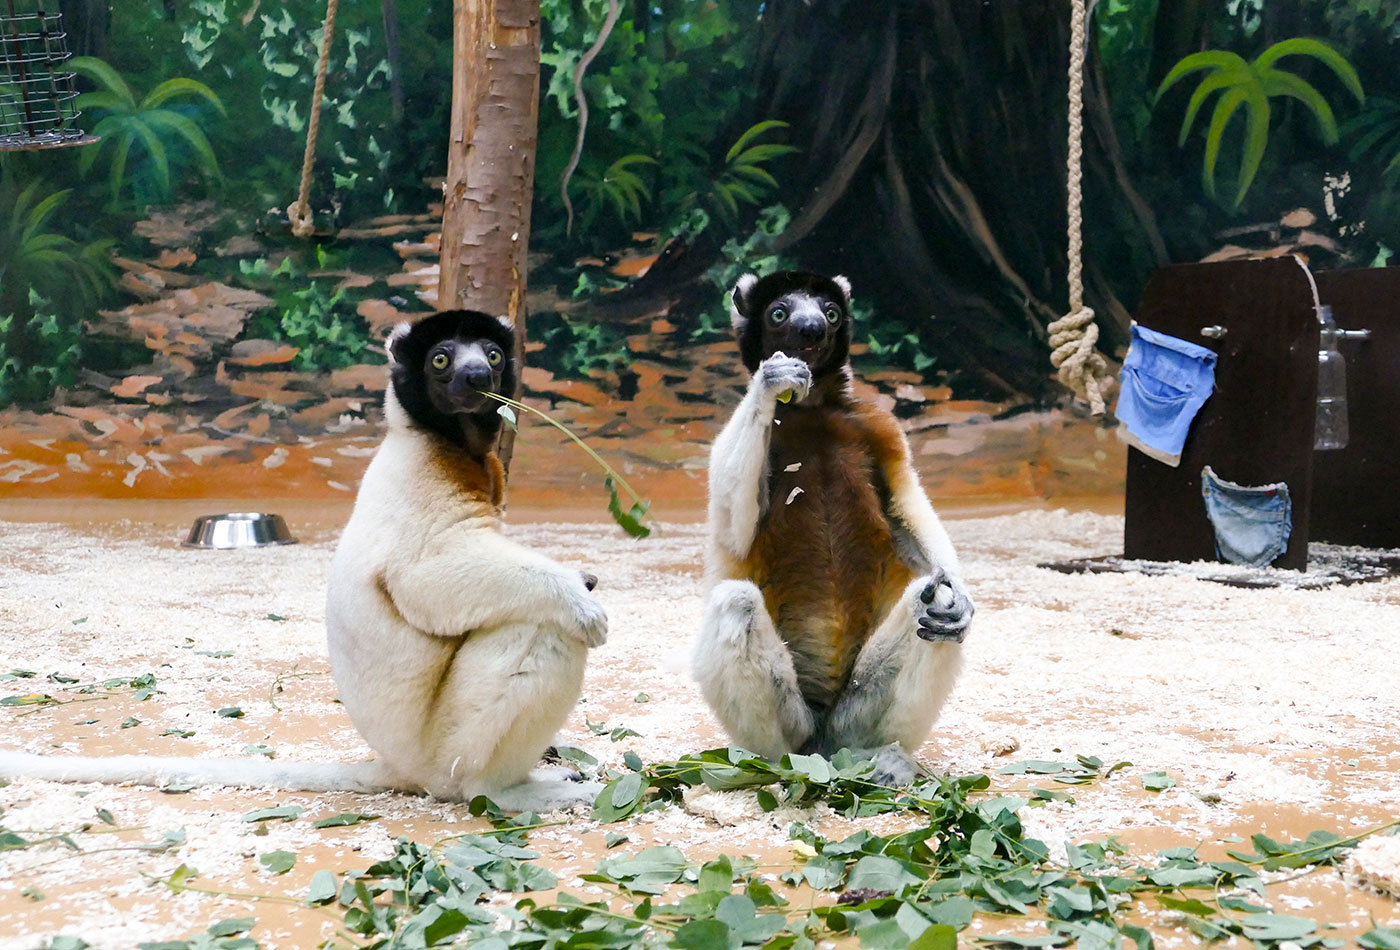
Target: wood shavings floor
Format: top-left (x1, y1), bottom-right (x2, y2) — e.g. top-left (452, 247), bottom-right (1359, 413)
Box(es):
top-left (0, 502), bottom-right (1397, 948)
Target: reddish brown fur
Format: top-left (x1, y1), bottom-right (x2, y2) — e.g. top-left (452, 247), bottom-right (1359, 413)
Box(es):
top-left (746, 389), bottom-right (915, 711)
top-left (427, 444), bottom-right (507, 514)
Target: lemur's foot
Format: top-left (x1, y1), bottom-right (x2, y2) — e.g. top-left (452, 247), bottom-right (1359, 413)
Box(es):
top-left (869, 744), bottom-right (921, 787)
top-left (916, 572), bottom-right (974, 643)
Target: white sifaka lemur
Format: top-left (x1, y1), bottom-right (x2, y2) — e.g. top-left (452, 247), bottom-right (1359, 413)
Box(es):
top-left (692, 271), bottom-right (974, 785)
top-left (0, 310), bottom-right (609, 812)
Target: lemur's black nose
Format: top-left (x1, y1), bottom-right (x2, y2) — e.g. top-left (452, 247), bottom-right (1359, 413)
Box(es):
top-left (458, 359), bottom-right (493, 391)
top-left (795, 318), bottom-right (826, 343)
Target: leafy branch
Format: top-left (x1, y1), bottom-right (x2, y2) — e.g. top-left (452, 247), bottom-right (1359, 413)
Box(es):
top-left (486, 392), bottom-right (651, 537)
top-left (310, 747), bottom-right (1400, 950)
top-left (12, 746), bottom-right (1400, 950)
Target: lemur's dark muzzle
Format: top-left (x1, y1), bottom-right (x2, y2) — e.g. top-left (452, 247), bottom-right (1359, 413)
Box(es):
top-left (793, 318), bottom-right (826, 344)
top-left (455, 359), bottom-right (494, 393)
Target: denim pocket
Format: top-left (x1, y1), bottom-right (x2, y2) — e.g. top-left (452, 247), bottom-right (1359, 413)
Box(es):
top-left (1200, 465), bottom-right (1292, 567)
top-left (1117, 325), bottom-right (1218, 467)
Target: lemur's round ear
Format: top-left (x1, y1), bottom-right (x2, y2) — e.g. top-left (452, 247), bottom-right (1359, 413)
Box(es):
top-left (731, 273), bottom-right (759, 331)
top-left (832, 275), bottom-right (853, 308)
top-left (495, 315), bottom-right (514, 334)
top-left (386, 322), bottom-right (413, 365)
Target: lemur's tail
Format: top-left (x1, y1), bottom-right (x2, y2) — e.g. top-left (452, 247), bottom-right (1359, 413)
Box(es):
top-left (0, 750), bottom-right (399, 795)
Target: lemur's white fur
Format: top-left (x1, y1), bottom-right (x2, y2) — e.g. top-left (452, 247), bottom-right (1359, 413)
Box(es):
top-left (0, 318), bottom-right (607, 813)
top-left (730, 273), bottom-right (760, 332)
top-left (321, 374), bottom-right (606, 811)
top-left (695, 273), bottom-right (970, 784)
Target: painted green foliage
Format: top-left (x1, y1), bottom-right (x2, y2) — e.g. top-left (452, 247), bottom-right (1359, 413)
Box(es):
top-left (1348, 95), bottom-right (1400, 186)
top-left (0, 173), bottom-right (116, 406)
top-left (536, 0), bottom-right (781, 245)
top-left (0, 175), bottom-right (114, 319)
top-left (70, 56), bottom-right (226, 205)
top-left (1155, 38), bottom-right (1365, 207)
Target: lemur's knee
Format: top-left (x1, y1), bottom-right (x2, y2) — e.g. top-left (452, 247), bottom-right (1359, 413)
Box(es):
top-left (703, 579), bottom-right (766, 646)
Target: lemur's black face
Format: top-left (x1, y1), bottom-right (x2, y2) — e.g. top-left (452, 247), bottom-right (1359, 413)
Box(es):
top-left (424, 336), bottom-right (507, 415)
top-left (732, 270), bottom-right (853, 377)
top-left (757, 289), bottom-right (846, 369)
top-left (389, 309), bottom-right (517, 454)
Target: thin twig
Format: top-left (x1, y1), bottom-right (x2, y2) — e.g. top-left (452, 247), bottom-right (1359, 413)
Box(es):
top-left (483, 391), bottom-right (645, 509)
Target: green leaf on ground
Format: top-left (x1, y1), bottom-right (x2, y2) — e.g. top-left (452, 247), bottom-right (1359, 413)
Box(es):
top-left (259, 850), bottom-right (296, 874)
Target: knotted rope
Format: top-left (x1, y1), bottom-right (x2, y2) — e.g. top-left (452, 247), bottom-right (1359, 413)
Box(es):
top-left (287, 0), bottom-right (338, 238)
top-left (1049, 0), bottom-right (1114, 416)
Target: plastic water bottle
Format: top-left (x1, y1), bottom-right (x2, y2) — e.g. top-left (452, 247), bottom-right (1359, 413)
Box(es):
top-left (1314, 306), bottom-right (1349, 451)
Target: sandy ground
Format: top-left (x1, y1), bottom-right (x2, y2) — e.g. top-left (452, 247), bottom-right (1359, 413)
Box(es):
top-left (1, 500), bottom-right (1398, 948)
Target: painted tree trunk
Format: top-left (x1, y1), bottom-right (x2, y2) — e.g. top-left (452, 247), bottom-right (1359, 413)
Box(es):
top-left (439, 0), bottom-right (540, 473)
top-left (57, 0), bottom-right (109, 59)
top-left (741, 0), bottom-right (1158, 400)
top-left (381, 0), bottom-right (404, 124)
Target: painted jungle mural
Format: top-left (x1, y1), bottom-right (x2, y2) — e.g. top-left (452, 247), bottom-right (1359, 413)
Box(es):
top-left (1, 0), bottom-right (1397, 498)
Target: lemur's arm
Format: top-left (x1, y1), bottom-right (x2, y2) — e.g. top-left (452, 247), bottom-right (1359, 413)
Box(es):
top-left (707, 354), bottom-right (812, 559)
top-left (864, 409), bottom-right (961, 579)
top-left (866, 410), bottom-right (973, 641)
top-left (381, 524), bottom-right (606, 646)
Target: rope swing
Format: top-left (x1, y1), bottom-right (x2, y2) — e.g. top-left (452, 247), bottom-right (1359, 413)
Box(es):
top-left (1047, 0), bottom-right (1115, 417)
top-left (287, 0), bottom-right (338, 238)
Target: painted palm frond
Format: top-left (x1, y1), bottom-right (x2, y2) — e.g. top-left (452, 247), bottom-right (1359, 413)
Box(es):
top-left (1345, 96), bottom-right (1400, 185)
top-left (0, 174), bottom-right (115, 318)
top-left (69, 56), bottom-right (225, 205)
top-left (1156, 38), bottom-right (1365, 207)
top-left (576, 153), bottom-right (658, 228)
top-left (708, 120), bottom-right (797, 225)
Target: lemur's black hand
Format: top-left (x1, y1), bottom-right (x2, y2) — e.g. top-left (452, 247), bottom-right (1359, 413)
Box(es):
top-left (916, 571), bottom-right (974, 643)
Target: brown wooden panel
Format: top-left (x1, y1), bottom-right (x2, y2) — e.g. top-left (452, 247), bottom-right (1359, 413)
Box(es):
top-left (1124, 258), bottom-right (1318, 570)
top-left (1311, 267), bottom-right (1400, 547)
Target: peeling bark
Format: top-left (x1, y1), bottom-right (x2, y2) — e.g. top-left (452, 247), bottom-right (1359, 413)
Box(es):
top-left (439, 0), bottom-right (541, 473)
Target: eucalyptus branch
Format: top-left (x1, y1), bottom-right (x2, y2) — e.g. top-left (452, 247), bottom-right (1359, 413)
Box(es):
top-left (17, 842), bottom-right (182, 872)
top-left (431, 819), bottom-right (568, 852)
top-left (146, 871), bottom-right (359, 938)
top-left (483, 391), bottom-right (651, 537)
top-left (14, 695), bottom-right (109, 717)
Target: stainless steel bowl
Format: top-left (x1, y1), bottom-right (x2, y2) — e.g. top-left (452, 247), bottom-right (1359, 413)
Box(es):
top-left (182, 512), bottom-right (298, 549)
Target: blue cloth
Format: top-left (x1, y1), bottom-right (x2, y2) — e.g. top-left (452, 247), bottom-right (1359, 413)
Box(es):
top-left (1116, 324), bottom-right (1218, 467)
top-left (1200, 465), bottom-right (1293, 567)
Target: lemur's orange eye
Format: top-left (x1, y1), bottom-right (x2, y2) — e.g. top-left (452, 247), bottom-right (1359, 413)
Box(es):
top-left (431, 352), bottom-right (450, 370)
top-left (768, 307), bottom-right (788, 325)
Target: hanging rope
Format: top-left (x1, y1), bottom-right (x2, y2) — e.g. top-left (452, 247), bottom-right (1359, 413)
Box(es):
top-left (1048, 0), bottom-right (1114, 416)
top-left (287, 0), bottom-right (339, 238)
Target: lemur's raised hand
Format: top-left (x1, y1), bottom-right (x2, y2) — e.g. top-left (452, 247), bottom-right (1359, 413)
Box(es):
top-left (693, 271), bottom-right (973, 786)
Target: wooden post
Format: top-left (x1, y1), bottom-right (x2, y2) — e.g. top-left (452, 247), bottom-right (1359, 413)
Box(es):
top-left (439, 0), bottom-right (540, 474)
